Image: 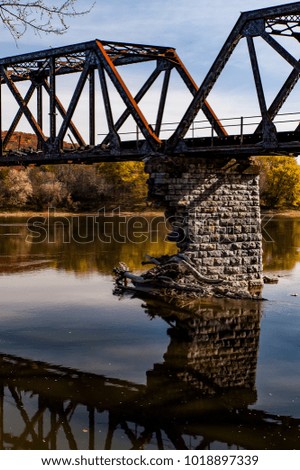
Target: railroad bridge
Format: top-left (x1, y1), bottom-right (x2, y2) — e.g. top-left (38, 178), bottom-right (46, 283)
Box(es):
top-left (1, 2), bottom-right (300, 296)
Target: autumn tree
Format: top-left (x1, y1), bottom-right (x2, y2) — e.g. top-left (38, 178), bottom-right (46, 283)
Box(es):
top-left (97, 162), bottom-right (148, 208)
top-left (55, 165), bottom-right (105, 210)
top-left (0, 0), bottom-right (92, 39)
top-left (0, 168), bottom-right (33, 207)
top-left (256, 156), bottom-right (300, 209)
top-left (29, 166), bottom-right (71, 209)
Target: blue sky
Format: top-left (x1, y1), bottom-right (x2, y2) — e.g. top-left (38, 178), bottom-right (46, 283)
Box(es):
top-left (1, 1), bottom-right (296, 71)
top-left (0, 0), bottom-right (299, 141)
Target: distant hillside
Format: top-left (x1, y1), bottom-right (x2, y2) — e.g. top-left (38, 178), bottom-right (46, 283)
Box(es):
top-left (1, 131), bottom-right (73, 151)
top-left (1, 131), bottom-right (38, 151)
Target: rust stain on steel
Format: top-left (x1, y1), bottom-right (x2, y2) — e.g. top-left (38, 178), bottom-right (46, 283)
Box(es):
top-left (96, 39), bottom-right (162, 147)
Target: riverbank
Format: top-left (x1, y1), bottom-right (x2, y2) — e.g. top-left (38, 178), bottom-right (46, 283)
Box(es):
top-left (261, 209), bottom-right (300, 218)
top-left (0, 208), bottom-right (165, 218)
top-left (1, 208), bottom-right (300, 218)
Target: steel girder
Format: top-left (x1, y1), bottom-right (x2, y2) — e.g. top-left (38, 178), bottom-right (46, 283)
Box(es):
top-left (0, 38), bottom-right (224, 161)
top-left (167, 2), bottom-right (300, 152)
top-left (0, 3), bottom-right (299, 164)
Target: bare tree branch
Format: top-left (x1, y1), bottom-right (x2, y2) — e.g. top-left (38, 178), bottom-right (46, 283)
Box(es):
top-left (0, 0), bottom-right (94, 39)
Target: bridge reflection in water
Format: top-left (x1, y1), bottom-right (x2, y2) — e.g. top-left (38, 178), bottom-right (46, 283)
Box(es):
top-left (0, 298), bottom-right (299, 450)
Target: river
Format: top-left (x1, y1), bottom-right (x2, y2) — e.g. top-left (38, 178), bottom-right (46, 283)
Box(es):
top-left (0, 213), bottom-right (299, 450)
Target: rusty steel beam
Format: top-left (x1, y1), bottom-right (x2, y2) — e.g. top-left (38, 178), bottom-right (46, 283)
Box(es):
top-left (101, 66), bottom-right (162, 146)
top-left (56, 61), bottom-right (90, 147)
top-left (0, 40), bottom-right (179, 81)
top-left (0, 64), bottom-right (47, 145)
top-left (89, 69), bottom-right (95, 146)
top-left (37, 82), bottom-right (43, 150)
top-left (0, 37), bottom-right (225, 158)
top-left (246, 36), bottom-right (277, 145)
top-left (167, 2), bottom-right (300, 151)
top-left (3, 82), bottom-right (36, 149)
top-left (173, 53), bottom-right (228, 137)
top-left (261, 31), bottom-right (300, 72)
top-left (167, 15), bottom-right (245, 150)
top-left (0, 4), bottom-right (299, 163)
top-left (42, 79), bottom-right (86, 147)
top-left (255, 66), bottom-right (300, 134)
top-left (49, 57), bottom-right (56, 144)
top-left (97, 59), bottom-right (120, 149)
top-left (95, 39), bottom-right (162, 151)
top-left (155, 68), bottom-right (171, 136)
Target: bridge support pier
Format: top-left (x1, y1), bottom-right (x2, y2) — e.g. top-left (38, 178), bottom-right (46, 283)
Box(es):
top-left (145, 155), bottom-right (263, 298)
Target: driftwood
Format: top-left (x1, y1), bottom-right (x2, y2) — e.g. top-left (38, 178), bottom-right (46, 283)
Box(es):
top-left (114, 254), bottom-right (223, 288)
top-left (112, 253), bottom-right (249, 301)
top-left (112, 253), bottom-right (265, 301)
top-left (141, 254), bottom-right (223, 285)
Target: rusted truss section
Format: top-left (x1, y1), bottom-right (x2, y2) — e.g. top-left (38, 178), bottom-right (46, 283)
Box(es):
top-left (0, 3), bottom-right (300, 165)
top-left (0, 37), bottom-right (224, 164)
top-left (167, 1), bottom-right (300, 153)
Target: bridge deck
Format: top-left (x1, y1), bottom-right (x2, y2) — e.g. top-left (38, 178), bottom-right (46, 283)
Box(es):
top-left (0, 130), bottom-right (299, 166)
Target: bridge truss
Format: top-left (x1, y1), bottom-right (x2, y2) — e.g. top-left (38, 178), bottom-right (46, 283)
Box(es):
top-left (0, 2), bottom-right (299, 165)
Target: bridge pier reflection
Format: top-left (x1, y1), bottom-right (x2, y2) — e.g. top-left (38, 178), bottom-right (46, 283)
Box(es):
top-left (147, 298), bottom-right (260, 396)
top-left (1, 298), bottom-right (300, 450)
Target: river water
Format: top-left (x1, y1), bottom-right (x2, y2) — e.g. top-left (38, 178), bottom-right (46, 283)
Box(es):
top-left (0, 213), bottom-right (299, 450)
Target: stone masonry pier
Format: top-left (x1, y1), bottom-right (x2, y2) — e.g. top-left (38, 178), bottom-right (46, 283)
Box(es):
top-left (145, 156), bottom-right (263, 298)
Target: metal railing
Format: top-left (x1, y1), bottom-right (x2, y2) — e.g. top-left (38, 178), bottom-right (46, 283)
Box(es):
top-left (97, 111), bottom-right (300, 145)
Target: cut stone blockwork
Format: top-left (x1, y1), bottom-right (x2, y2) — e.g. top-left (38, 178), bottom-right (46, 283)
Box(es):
top-left (145, 156), bottom-right (264, 298)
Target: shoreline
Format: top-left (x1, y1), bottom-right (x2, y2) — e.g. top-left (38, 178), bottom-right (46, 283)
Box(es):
top-left (0, 209), bottom-right (165, 218)
top-left (261, 210), bottom-right (300, 218)
top-left (0, 209), bottom-right (300, 218)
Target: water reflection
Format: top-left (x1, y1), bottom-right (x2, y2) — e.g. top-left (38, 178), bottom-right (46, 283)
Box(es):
top-left (1, 298), bottom-right (299, 450)
top-left (263, 217), bottom-right (300, 271)
top-left (1, 215), bottom-right (300, 275)
top-left (0, 216), bottom-right (300, 450)
top-left (0, 215), bottom-right (177, 275)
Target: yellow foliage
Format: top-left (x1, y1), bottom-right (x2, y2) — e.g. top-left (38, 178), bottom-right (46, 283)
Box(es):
top-left (255, 156), bottom-right (300, 208)
top-left (97, 161), bottom-right (148, 205)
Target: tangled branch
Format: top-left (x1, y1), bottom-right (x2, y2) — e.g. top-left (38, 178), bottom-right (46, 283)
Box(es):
top-left (0, 0), bottom-right (94, 39)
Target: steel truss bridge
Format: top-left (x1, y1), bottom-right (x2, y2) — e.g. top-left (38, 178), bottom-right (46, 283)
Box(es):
top-left (0, 3), bottom-right (300, 166)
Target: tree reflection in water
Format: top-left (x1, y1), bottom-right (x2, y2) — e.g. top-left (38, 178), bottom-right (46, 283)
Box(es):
top-left (0, 216), bottom-right (300, 449)
top-left (0, 215), bottom-right (299, 275)
top-left (262, 217), bottom-right (300, 271)
top-left (1, 297), bottom-right (300, 450)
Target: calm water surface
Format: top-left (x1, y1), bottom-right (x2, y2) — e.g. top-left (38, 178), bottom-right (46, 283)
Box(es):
top-left (0, 214), bottom-right (300, 450)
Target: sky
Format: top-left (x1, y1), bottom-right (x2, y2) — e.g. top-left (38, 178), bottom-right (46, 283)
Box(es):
top-left (0, 0), bottom-right (299, 141)
top-left (0, 1), bottom-right (295, 62)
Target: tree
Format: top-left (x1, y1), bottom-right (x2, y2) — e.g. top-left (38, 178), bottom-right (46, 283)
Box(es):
top-left (0, 168), bottom-right (33, 207)
top-left (55, 165), bottom-right (105, 210)
top-left (29, 167), bottom-right (71, 209)
top-left (255, 156), bottom-right (300, 209)
top-left (97, 162), bottom-right (148, 207)
top-left (0, 0), bottom-right (93, 39)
